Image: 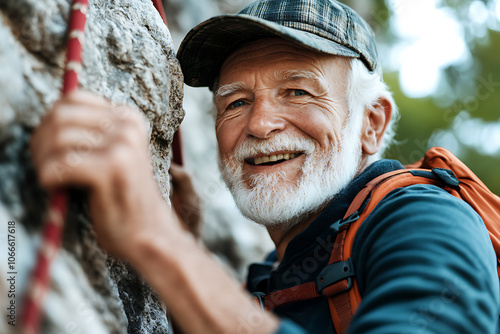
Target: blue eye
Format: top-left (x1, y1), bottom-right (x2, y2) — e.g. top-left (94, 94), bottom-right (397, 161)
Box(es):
top-left (230, 100), bottom-right (246, 108)
top-left (293, 89), bottom-right (308, 96)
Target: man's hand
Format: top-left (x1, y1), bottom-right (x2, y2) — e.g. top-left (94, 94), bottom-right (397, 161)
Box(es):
top-left (30, 90), bottom-right (174, 258)
top-left (170, 163), bottom-right (203, 239)
top-left (30, 90), bottom-right (279, 334)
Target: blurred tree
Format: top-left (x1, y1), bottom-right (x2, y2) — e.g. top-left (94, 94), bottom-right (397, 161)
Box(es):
top-left (342, 0), bottom-right (500, 194)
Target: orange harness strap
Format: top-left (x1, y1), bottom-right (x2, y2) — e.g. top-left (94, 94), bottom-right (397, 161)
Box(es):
top-left (253, 169), bottom-right (455, 334)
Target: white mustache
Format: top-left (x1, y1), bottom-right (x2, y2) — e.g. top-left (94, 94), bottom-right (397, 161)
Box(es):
top-left (233, 135), bottom-right (316, 162)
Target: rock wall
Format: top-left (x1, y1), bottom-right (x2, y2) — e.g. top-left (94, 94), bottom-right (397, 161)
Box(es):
top-left (0, 0), bottom-right (276, 332)
top-left (164, 0), bottom-right (274, 281)
top-left (0, 0), bottom-right (183, 333)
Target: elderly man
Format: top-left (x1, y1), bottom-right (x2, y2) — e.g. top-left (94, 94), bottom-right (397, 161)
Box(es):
top-left (31, 0), bottom-right (499, 333)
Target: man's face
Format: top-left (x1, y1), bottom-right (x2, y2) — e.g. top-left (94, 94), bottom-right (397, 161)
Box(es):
top-left (215, 38), bottom-right (363, 228)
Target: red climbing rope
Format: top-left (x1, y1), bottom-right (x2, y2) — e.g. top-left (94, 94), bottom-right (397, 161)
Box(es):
top-left (152, 0), bottom-right (168, 25)
top-left (22, 1), bottom-right (179, 333)
top-left (21, 3), bottom-right (88, 333)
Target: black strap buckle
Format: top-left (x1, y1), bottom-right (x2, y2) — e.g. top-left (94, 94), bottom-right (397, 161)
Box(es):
top-left (409, 168), bottom-right (460, 190)
top-left (329, 212), bottom-right (360, 234)
top-left (316, 258), bottom-right (355, 295)
top-left (252, 292), bottom-right (266, 310)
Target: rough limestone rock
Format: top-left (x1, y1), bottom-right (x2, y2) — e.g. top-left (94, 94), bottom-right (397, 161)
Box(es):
top-left (165, 0), bottom-right (274, 281)
top-left (0, 0), bottom-right (183, 333)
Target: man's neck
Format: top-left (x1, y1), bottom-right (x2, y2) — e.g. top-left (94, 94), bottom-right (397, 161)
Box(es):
top-left (266, 156), bottom-right (375, 262)
top-left (266, 210), bottom-right (322, 262)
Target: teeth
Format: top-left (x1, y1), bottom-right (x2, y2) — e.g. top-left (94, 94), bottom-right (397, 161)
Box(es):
top-left (253, 153), bottom-right (299, 165)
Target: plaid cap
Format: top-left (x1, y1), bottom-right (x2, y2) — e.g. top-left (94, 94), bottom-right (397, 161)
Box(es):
top-left (177, 0), bottom-right (379, 87)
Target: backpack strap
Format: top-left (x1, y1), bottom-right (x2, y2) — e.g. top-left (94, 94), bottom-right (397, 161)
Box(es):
top-left (253, 168), bottom-right (461, 333)
top-left (251, 170), bottom-right (409, 310)
top-left (327, 168), bottom-right (460, 333)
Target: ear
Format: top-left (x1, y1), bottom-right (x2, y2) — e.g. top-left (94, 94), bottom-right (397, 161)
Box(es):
top-left (360, 97), bottom-right (393, 155)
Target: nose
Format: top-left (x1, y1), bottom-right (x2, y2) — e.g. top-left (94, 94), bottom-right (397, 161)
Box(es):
top-left (245, 97), bottom-right (286, 139)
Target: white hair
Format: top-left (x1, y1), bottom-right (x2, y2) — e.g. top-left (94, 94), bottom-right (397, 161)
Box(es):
top-left (346, 58), bottom-right (399, 160)
top-left (218, 115), bottom-right (363, 230)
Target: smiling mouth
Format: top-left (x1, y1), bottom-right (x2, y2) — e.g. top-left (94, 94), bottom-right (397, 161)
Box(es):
top-left (246, 153), bottom-right (302, 166)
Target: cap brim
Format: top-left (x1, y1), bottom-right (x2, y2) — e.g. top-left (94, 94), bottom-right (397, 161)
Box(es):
top-left (177, 14), bottom-right (360, 87)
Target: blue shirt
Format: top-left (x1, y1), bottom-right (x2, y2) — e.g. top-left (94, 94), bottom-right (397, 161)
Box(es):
top-left (246, 160), bottom-right (499, 333)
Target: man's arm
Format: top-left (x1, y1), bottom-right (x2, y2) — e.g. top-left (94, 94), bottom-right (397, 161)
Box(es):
top-left (350, 184), bottom-right (499, 333)
top-left (128, 209), bottom-right (279, 334)
top-left (30, 91), bottom-right (280, 334)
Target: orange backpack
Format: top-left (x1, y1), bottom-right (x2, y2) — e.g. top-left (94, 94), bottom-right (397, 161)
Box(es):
top-left (254, 147), bottom-right (500, 333)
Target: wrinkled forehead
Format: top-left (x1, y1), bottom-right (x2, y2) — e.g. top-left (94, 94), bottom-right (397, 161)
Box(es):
top-left (215, 37), bottom-right (351, 90)
top-left (222, 38), bottom-right (324, 72)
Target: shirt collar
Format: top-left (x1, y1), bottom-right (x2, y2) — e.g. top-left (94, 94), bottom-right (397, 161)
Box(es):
top-left (280, 159), bottom-right (405, 267)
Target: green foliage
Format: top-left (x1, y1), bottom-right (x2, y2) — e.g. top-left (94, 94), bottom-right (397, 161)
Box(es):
top-left (471, 30), bottom-right (500, 122)
top-left (341, 0), bottom-right (500, 194)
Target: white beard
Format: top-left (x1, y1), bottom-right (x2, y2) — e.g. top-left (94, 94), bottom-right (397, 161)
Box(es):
top-left (219, 115), bottom-right (363, 231)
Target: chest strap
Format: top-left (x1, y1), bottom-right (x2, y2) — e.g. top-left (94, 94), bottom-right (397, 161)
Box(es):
top-left (252, 257), bottom-right (355, 309)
